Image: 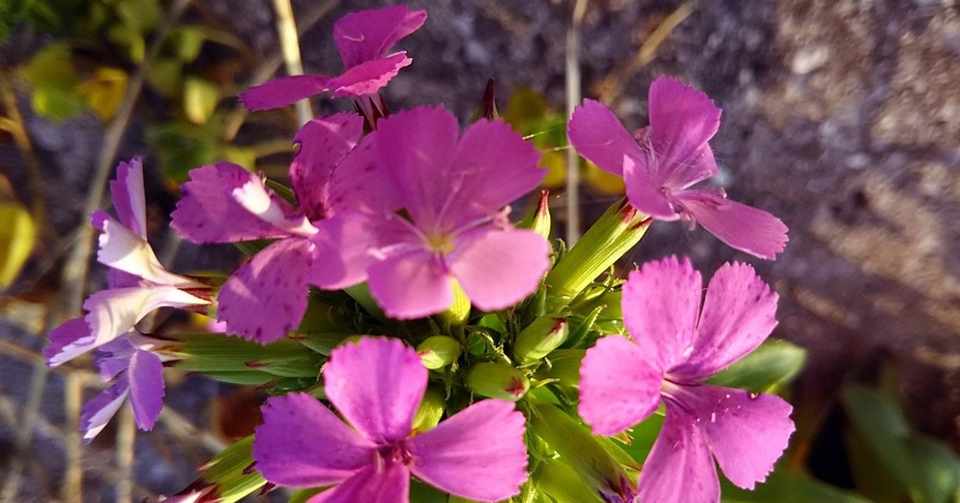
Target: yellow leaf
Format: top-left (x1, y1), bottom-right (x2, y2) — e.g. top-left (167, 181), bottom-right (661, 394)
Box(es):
top-left (183, 77), bottom-right (220, 125)
top-left (0, 203), bottom-right (36, 288)
top-left (78, 67), bottom-right (128, 121)
top-left (583, 160), bottom-right (625, 195)
top-left (540, 149), bottom-right (567, 189)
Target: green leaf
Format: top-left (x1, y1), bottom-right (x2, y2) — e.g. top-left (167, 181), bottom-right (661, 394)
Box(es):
top-left (722, 467), bottom-right (870, 503)
top-left (184, 77), bottom-right (220, 124)
top-left (146, 120), bottom-right (219, 183)
top-left (107, 24), bottom-right (145, 62)
top-left (20, 42), bottom-right (77, 87)
top-left (176, 333), bottom-right (322, 378)
top-left (198, 436), bottom-right (267, 503)
top-left (170, 25), bottom-right (205, 61)
top-left (410, 480), bottom-right (448, 502)
top-left (0, 202), bottom-right (35, 287)
top-left (30, 85), bottom-right (86, 120)
top-left (200, 370), bottom-right (274, 385)
top-left (145, 58), bottom-right (182, 97)
top-left (114, 0), bottom-right (159, 34)
top-left (709, 339), bottom-right (807, 393)
top-left (842, 385), bottom-right (960, 503)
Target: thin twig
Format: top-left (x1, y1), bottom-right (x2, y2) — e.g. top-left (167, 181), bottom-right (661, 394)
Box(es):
top-left (223, 0), bottom-right (340, 141)
top-left (272, 0), bottom-right (314, 126)
top-left (596, 2), bottom-right (694, 105)
top-left (115, 406), bottom-right (136, 503)
top-left (564, 0), bottom-right (589, 244)
top-left (62, 373), bottom-right (84, 503)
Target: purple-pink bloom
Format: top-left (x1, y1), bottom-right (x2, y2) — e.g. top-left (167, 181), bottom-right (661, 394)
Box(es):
top-left (171, 113), bottom-right (385, 343)
top-left (253, 337), bottom-right (528, 502)
top-left (79, 334), bottom-right (168, 441)
top-left (348, 106), bottom-right (550, 319)
top-left (568, 76), bottom-right (788, 259)
top-left (239, 5), bottom-right (426, 116)
top-left (45, 159), bottom-right (208, 366)
top-left (578, 256), bottom-right (795, 503)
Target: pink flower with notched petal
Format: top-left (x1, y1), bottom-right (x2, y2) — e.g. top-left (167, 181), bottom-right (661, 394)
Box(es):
top-left (239, 5), bottom-right (426, 115)
top-left (343, 106), bottom-right (550, 319)
top-left (45, 158), bottom-right (208, 367)
top-left (578, 256), bottom-right (795, 503)
top-left (253, 337), bottom-right (528, 502)
top-left (171, 112), bottom-right (387, 343)
top-left (568, 76), bottom-right (788, 259)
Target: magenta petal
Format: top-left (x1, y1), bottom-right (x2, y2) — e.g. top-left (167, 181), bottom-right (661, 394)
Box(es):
top-left (449, 229), bottom-right (550, 312)
top-left (327, 133), bottom-right (401, 214)
top-left (128, 349), bottom-right (165, 431)
top-left (253, 393), bottom-right (375, 488)
top-left (323, 337), bottom-right (427, 444)
top-left (327, 53), bottom-right (412, 98)
top-left (44, 318), bottom-right (91, 365)
top-left (309, 463), bottom-right (410, 503)
top-left (95, 213), bottom-right (196, 287)
top-left (682, 385), bottom-right (794, 490)
top-left (451, 119), bottom-right (543, 217)
top-left (674, 262), bottom-right (779, 380)
top-left (647, 76), bottom-right (721, 188)
top-left (636, 403), bottom-right (720, 503)
top-left (623, 155), bottom-right (678, 219)
top-left (291, 112), bottom-right (364, 221)
top-left (622, 257), bottom-right (702, 371)
top-left (217, 238), bottom-right (314, 343)
top-left (333, 5), bottom-right (427, 68)
top-left (578, 336), bottom-right (663, 436)
top-left (409, 400), bottom-right (527, 502)
top-left (109, 157), bottom-right (147, 238)
top-left (367, 251), bottom-right (452, 320)
top-left (676, 189), bottom-right (789, 260)
top-left (238, 74), bottom-right (331, 111)
top-left (95, 337), bottom-right (135, 380)
top-left (375, 106), bottom-right (460, 226)
top-left (568, 99), bottom-right (644, 176)
top-left (308, 212), bottom-right (375, 290)
top-left (80, 377), bottom-right (129, 442)
top-left (171, 163), bottom-right (288, 243)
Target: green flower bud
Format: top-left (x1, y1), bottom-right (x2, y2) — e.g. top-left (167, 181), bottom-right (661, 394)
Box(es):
top-left (412, 387), bottom-right (445, 433)
top-left (416, 335), bottom-right (462, 369)
top-left (513, 315), bottom-right (569, 363)
top-left (466, 362), bottom-right (529, 401)
top-left (545, 198), bottom-right (650, 310)
top-left (519, 189), bottom-right (552, 240)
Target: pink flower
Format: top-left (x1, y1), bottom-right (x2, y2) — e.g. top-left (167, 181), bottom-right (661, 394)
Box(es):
top-left (578, 257), bottom-right (795, 503)
top-left (239, 5), bottom-right (427, 116)
top-left (253, 337), bottom-right (528, 502)
top-left (171, 112), bottom-right (386, 343)
top-left (45, 159), bottom-right (208, 366)
top-left (348, 106), bottom-right (551, 319)
top-left (568, 76), bottom-right (788, 259)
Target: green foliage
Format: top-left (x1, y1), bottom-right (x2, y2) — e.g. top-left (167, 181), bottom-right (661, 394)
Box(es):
top-left (709, 339), bottom-right (807, 393)
top-left (175, 333), bottom-right (323, 380)
top-left (146, 119), bottom-right (221, 183)
top-left (722, 467), bottom-right (870, 503)
top-left (843, 385), bottom-right (960, 503)
top-left (196, 436), bottom-right (267, 503)
top-left (183, 77), bottom-right (220, 124)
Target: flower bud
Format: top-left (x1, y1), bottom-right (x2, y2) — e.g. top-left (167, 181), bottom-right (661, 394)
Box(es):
top-left (416, 336), bottom-right (462, 369)
top-left (535, 457), bottom-right (605, 503)
top-left (466, 362), bottom-right (529, 401)
top-left (412, 387), bottom-right (445, 433)
top-left (545, 198), bottom-right (650, 310)
top-left (513, 315), bottom-right (568, 364)
top-left (518, 189), bottom-right (551, 240)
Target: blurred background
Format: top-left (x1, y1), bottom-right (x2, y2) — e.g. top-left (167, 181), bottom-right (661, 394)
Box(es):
top-left (1, 0), bottom-right (959, 501)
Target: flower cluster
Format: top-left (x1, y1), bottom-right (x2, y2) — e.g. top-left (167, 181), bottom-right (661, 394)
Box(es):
top-left (47, 5), bottom-right (795, 503)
